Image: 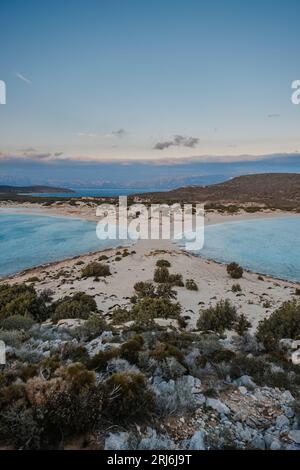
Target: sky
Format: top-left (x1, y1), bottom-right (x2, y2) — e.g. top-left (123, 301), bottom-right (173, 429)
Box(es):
top-left (1, 0), bottom-right (300, 175)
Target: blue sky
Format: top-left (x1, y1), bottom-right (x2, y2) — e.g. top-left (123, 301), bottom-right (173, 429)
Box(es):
top-left (1, 0), bottom-right (300, 166)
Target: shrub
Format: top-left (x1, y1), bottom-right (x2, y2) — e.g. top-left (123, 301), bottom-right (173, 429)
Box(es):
top-left (155, 284), bottom-right (177, 300)
top-left (295, 288), bottom-right (300, 296)
top-left (256, 300), bottom-right (300, 351)
top-left (51, 292), bottom-right (97, 321)
top-left (73, 313), bottom-right (107, 340)
top-left (98, 255), bottom-right (109, 261)
top-left (156, 259), bottom-right (171, 268)
top-left (87, 348), bottom-right (120, 371)
top-left (227, 262), bottom-right (243, 279)
top-left (168, 273), bottom-right (184, 287)
top-left (151, 341), bottom-right (185, 364)
top-left (111, 307), bottom-right (132, 325)
top-left (134, 282), bottom-right (156, 298)
top-left (231, 284), bottom-right (242, 293)
top-left (197, 299), bottom-right (238, 333)
top-left (103, 372), bottom-right (155, 421)
top-left (234, 314), bottom-right (252, 336)
top-left (185, 279), bottom-right (198, 291)
top-left (0, 314), bottom-right (35, 331)
top-left (154, 267), bottom-right (170, 283)
top-left (120, 335), bottom-right (144, 363)
top-left (81, 262), bottom-right (111, 278)
top-left (0, 284), bottom-right (48, 322)
top-left (132, 297), bottom-right (181, 327)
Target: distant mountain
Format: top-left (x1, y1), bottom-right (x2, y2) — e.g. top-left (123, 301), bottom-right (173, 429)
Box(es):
top-left (142, 173), bottom-right (300, 210)
top-left (0, 185), bottom-right (74, 194)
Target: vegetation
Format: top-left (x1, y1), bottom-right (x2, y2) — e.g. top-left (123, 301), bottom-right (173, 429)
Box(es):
top-left (0, 284), bottom-right (48, 322)
top-left (51, 292), bottom-right (97, 321)
top-left (227, 262), bottom-right (243, 279)
top-left (256, 300), bottom-right (300, 351)
top-left (156, 259), bottom-right (171, 268)
top-left (185, 279), bottom-right (198, 291)
top-left (81, 262), bottom-right (111, 278)
top-left (197, 299), bottom-right (238, 334)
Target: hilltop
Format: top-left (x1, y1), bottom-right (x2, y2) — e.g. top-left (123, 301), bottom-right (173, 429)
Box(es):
top-left (142, 173), bottom-right (300, 210)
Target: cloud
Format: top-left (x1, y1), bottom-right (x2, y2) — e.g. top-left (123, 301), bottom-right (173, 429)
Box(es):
top-left (112, 128), bottom-right (126, 138)
top-left (16, 73), bottom-right (32, 84)
top-left (76, 132), bottom-right (97, 137)
top-left (154, 135), bottom-right (199, 150)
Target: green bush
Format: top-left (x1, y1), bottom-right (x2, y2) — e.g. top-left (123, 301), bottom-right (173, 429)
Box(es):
top-left (87, 348), bottom-right (120, 371)
top-left (0, 284), bottom-right (48, 322)
top-left (0, 314), bottom-right (35, 331)
top-left (103, 372), bottom-right (155, 421)
top-left (51, 292), bottom-right (97, 321)
top-left (81, 262), bottom-right (111, 278)
top-left (154, 266), bottom-right (170, 283)
top-left (134, 281), bottom-right (156, 298)
top-left (234, 314), bottom-right (252, 336)
top-left (227, 262), bottom-right (243, 279)
top-left (120, 335), bottom-right (144, 363)
top-left (256, 300), bottom-right (300, 351)
top-left (156, 259), bottom-right (171, 268)
top-left (155, 283), bottom-right (177, 300)
top-left (168, 273), bottom-right (184, 287)
top-left (231, 284), bottom-right (242, 293)
top-left (111, 307), bottom-right (132, 325)
top-left (185, 279), bottom-right (198, 291)
top-left (197, 299), bottom-right (238, 333)
top-left (132, 297), bottom-right (181, 327)
top-left (73, 313), bottom-right (107, 340)
top-left (134, 281), bottom-right (176, 300)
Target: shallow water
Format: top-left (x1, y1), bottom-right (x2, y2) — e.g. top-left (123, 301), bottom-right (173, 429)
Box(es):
top-left (198, 217), bottom-right (300, 282)
top-left (0, 212), bottom-right (128, 277)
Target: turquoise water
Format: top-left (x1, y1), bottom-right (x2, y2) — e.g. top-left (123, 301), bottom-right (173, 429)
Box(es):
top-left (0, 212), bottom-right (128, 277)
top-left (198, 217), bottom-right (300, 282)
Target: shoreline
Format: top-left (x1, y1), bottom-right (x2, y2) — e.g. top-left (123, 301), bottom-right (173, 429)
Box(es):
top-left (0, 202), bottom-right (299, 283)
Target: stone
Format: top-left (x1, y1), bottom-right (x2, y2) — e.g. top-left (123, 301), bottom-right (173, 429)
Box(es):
top-left (188, 430), bottom-right (206, 450)
top-left (206, 398), bottom-right (230, 415)
top-left (238, 386), bottom-right (248, 395)
top-left (270, 439), bottom-right (282, 450)
top-left (236, 375), bottom-right (256, 389)
top-left (275, 414), bottom-right (290, 429)
top-left (104, 432), bottom-right (131, 450)
top-left (288, 430), bottom-right (300, 444)
top-left (251, 434), bottom-right (265, 450)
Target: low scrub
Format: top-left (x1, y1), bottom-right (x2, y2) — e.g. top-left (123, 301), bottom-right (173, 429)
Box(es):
top-left (51, 292), bottom-right (98, 321)
top-left (256, 299), bottom-right (300, 351)
top-left (197, 299), bottom-right (238, 334)
top-left (227, 262), bottom-right (243, 279)
top-left (81, 262), bottom-right (111, 278)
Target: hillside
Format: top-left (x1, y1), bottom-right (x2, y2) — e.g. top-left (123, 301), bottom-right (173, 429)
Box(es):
top-left (142, 173), bottom-right (300, 210)
top-left (0, 185), bottom-right (74, 195)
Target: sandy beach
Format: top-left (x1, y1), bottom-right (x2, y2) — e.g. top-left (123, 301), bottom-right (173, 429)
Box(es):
top-left (1, 201), bottom-right (299, 332)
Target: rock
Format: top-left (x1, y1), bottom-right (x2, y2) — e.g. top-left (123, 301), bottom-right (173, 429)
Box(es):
top-left (138, 428), bottom-right (176, 450)
top-left (270, 439), bottom-right (282, 450)
top-left (251, 434), bottom-right (265, 450)
top-left (238, 386), bottom-right (248, 395)
top-left (188, 431), bottom-right (206, 450)
top-left (276, 414), bottom-right (290, 429)
top-left (56, 318), bottom-right (85, 329)
top-left (104, 432), bottom-right (131, 450)
top-left (235, 375), bottom-right (256, 389)
top-left (281, 390), bottom-right (294, 403)
top-left (194, 393), bottom-right (206, 406)
top-left (288, 430), bottom-right (300, 444)
top-left (206, 398), bottom-right (230, 415)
